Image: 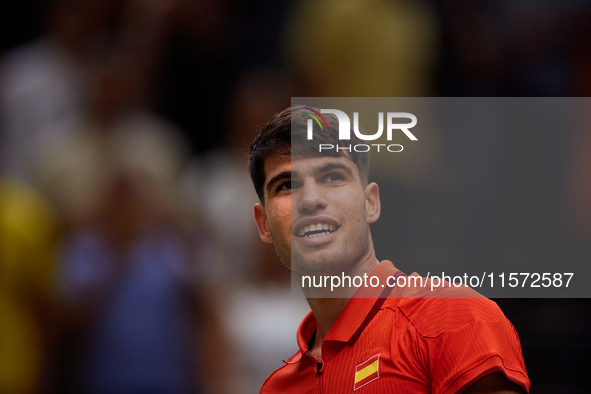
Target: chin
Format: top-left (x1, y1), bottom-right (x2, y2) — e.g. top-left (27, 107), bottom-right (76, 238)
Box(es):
top-left (291, 252), bottom-right (348, 277)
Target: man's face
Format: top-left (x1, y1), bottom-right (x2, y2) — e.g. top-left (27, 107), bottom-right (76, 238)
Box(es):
top-left (254, 154), bottom-right (380, 277)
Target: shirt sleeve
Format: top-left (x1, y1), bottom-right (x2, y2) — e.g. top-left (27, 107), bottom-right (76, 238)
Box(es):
top-left (426, 306), bottom-right (531, 394)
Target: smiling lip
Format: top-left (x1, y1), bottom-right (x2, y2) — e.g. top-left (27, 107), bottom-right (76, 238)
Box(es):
top-left (293, 217), bottom-right (340, 244)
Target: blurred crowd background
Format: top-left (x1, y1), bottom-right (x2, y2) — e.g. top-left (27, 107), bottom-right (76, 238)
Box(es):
top-left (1, 0), bottom-right (591, 393)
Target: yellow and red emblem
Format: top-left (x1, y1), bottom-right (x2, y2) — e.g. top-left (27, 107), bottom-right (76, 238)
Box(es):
top-left (354, 354), bottom-right (380, 390)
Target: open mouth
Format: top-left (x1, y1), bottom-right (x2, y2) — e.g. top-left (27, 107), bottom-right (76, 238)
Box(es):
top-left (296, 223), bottom-right (339, 238)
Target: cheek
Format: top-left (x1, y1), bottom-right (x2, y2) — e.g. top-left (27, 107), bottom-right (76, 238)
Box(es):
top-left (269, 205), bottom-right (292, 235)
top-left (338, 192), bottom-right (366, 219)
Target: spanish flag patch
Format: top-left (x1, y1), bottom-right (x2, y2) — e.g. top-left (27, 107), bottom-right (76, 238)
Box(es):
top-left (354, 354), bottom-right (380, 390)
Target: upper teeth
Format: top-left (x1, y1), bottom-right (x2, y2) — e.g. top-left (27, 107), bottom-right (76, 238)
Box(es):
top-left (298, 223), bottom-right (337, 237)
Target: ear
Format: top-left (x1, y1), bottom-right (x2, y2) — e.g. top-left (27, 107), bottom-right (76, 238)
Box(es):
top-left (254, 203), bottom-right (273, 243)
top-left (364, 182), bottom-right (381, 223)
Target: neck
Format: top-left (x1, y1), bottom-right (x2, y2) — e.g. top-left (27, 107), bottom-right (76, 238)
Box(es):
top-left (305, 297), bottom-right (349, 358)
top-left (302, 246), bottom-right (379, 358)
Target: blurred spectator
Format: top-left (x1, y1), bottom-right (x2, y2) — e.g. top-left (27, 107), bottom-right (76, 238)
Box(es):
top-left (0, 0), bottom-right (119, 184)
top-left (55, 174), bottom-right (207, 393)
top-left (284, 0), bottom-right (437, 96)
top-left (0, 178), bottom-right (59, 393)
top-left (26, 43), bottom-right (229, 393)
top-left (180, 68), bottom-right (307, 393)
top-left (31, 46), bottom-right (187, 228)
top-left (180, 67), bottom-right (291, 281)
top-left (221, 243), bottom-right (310, 393)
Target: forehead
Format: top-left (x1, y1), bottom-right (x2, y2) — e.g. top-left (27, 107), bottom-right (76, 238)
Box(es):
top-left (263, 155), bottom-right (290, 183)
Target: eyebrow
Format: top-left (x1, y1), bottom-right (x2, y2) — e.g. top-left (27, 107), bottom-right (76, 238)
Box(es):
top-left (265, 171), bottom-right (294, 196)
top-left (265, 162), bottom-right (356, 195)
top-left (316, 162), bottom-right (354, 177)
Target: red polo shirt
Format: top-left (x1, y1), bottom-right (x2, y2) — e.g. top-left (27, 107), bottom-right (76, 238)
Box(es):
top-left (260, 261), bottom-right (530, 393)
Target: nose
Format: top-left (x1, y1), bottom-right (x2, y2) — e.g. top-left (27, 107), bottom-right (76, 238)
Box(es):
top-left (296, 180), bottom-right (327, 214)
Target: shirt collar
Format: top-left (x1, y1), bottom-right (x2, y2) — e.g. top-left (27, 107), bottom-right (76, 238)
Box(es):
top-left (296, 260), bottom-right (402, 354)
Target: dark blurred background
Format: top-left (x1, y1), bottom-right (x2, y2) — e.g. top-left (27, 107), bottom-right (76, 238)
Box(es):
top-left (1, 0), bottom-right (590, 393)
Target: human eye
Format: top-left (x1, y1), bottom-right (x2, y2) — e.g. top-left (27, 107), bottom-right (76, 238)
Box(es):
top-left (276, 179), bottom-right (301, 193)
top-left (323, 173), bottom-right (345, 183)
top-left (278, 181), bottom-right (291, 191)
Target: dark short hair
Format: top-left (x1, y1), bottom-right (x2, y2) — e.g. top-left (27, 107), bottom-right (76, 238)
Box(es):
top-left (249, 105), bottom-right (370, 201)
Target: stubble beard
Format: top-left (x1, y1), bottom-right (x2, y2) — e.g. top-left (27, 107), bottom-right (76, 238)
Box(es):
top-left (273, 234), bottom-right (292, 271)
top-left (285, 226), bottom-right (371, 278)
